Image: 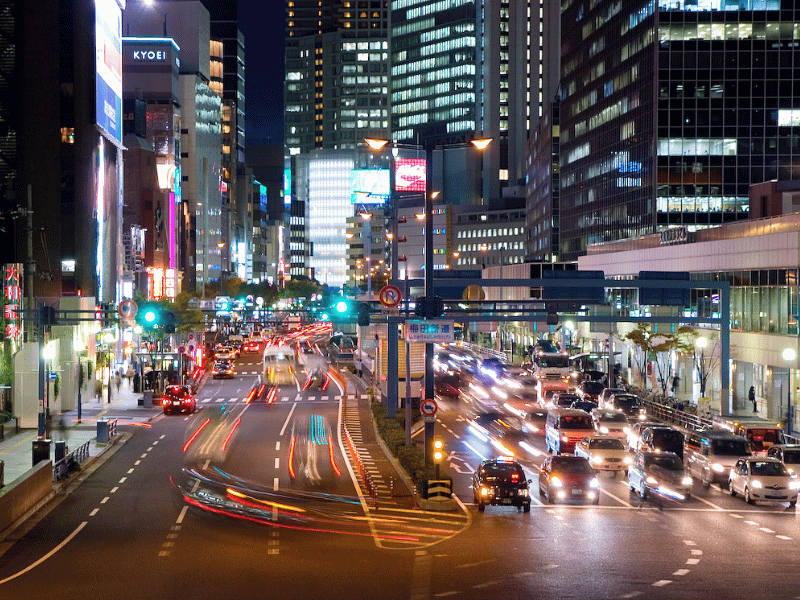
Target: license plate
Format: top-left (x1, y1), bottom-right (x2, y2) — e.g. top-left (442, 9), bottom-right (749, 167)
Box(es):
top-left (172, 401), bottom-right (180, 405)
top-left (571, 488), bottom-right (583, 495)
top-left (501, 498), bottom-right (512, 505)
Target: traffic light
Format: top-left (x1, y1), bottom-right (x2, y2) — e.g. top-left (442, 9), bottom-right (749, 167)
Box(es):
top-left (357, 302), bottom-right (370, 327)
top-left (328, 297), bottom-right (354, 322)
top-left (163, 311), bottom-right (176, 334)
top-left (39, 305), bottom-right (58, 326)
top-left (415, 296), bottom-right (445, 319)
top-left (433, 439), bottom-right (444, 478)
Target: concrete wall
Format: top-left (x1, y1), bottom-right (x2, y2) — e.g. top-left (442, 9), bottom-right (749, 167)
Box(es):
top-left (0, 461), bottom-right (52, 535)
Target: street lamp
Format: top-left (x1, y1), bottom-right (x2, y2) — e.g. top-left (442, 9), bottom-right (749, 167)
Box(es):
top-left (783, 347), bottom-right (796, 433)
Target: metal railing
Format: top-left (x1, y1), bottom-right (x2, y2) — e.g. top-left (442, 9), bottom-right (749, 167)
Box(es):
top-left (640, 397), bottom-right (715, 432)
top-left (53, 440), bottom-right (91, 482)
top-left (342, 423), bottom-right (377, 506)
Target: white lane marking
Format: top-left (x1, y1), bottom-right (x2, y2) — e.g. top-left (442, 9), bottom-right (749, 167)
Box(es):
top-left (110, 487), bottom-right (118, 493)
top-left (119, 477), bottom-right (127, 484)
top-left (0, 521), bottom-right (87, 586)
top-left (90, 508), bottom-right (99, 517)
top-left (682, 540), bottom-right (696, 546)
top-left (463, 441), bottom-right (488, 461)
top-left (652, 580), bottom-right (672, 587)
top-left (693, 494), bottom-right (725, 510)
top-left (279, 403), bottom-right (297, 437)
top-left (729, 513), bottom-right (743, 519)
top-left (191, 480), bottom-right (201, 493)
top-left (203, 459), bottom-right (211, 470)
top-left (147, 447), bottom-right (153, 452)
top-left (744, 520), bottom-right (759, 526)
top-left (127, 468), bottom-right (135, 474)
top-left (759, 527), bottom-right (775, 533)
top-left (690, 549), bottom-right (703, 556)
top-left (159, 434), bottom-right (166, 440)
top-left (275, 441), bottom-right (281, 451)
top-left (100, 497), bottom-right (109, 504)
top-left (686, 558), bottom-right (700, 565)
top-left (601, 488), bottom-right (633, 508)
top-left (777, 535), bottom-right (792, 540)
top-left (274, 477), bottom-right (279, 491)
top-left (274, 457), bottom-right (280, 469)
top-left (141, 453), bottom-right (148, 459)
top-left (152, 440), bottom-right (158, 445)
top-left (176, 505), bottom-right (189, 524)
top-left (134, 460), bottom-right (141, 466)
top-left (230, 397), bottom-right (238, 403)
top-left (673, 569), bottom-right (690, 576)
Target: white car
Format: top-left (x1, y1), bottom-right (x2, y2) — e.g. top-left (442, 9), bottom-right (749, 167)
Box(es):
top-left (590, 408), bottom-right (631, 440)
top-left (628, 451), bottom-right (692, 501)
top-left (574, 434), bottom-right (632, 475)
top-left (728, 457), bottom-right (799, 506)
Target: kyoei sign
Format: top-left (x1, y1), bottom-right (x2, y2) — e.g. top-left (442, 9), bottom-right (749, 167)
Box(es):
top-left (132, 49), bottom-right (168, 62)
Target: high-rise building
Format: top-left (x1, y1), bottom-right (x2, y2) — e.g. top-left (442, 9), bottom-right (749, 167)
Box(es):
top-left (389, 0), bottom-right (535, 201)
top-left (558, 1), bottom-right (792, 261)
top-left (285, 0), bottom-right (389, 154)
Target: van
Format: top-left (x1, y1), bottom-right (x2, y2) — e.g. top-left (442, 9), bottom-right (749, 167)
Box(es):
top-left (731, 422), bottom-right (784, 455)
top-left (545, 408), bottom-right (595, 455)
top-left (640, 426), bottom-right (685, 462)
top-left (685, 430), bottom-right (752, 487)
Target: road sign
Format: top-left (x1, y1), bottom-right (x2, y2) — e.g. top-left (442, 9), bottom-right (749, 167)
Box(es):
top-left (188, 333), bottom-right (195, 340)
top-left (421, 398), bottom-right (438, 417)
top-left (118, 299), bottom-right (138, 320)
top-left (379, 285), bottom-right (402, 308)
top-left (48, 372), bottom-right (58, 380)
top-left (198, 299), bottom-right (215, 311)
top-left (405, 319), bottom-right (455, 343)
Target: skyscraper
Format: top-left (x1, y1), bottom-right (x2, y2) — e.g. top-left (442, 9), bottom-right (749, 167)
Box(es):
top-left (558, 0), bottom-right (790, 261)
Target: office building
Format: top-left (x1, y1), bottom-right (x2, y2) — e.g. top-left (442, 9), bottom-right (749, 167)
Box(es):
top-left (558, 0), bottom-right (793, 261)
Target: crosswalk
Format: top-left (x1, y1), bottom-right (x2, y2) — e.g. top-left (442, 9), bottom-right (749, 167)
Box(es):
top-left (197, 393), bottom-right (372, 405)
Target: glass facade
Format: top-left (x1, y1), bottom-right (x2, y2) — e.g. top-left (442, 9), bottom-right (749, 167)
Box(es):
top-left (558, 2), bottom-right (800, 262)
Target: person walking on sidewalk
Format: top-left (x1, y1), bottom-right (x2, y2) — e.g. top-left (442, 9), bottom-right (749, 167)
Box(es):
top-left (115, 372), bottom-right (122, 393)
top-left (749, 385), bottom-right (757, 412)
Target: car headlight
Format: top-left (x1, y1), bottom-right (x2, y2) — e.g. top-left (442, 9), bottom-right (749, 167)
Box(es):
top-left (599, 426), bottom-right (609, 434)
top-left (681, 476), bottom-right (693, 486)
top-left (751, 479), bottom-right (763, 489)
top-left (480, 487), bottom-right (491, 496)
top-left (712, 463), bottom-right (725, 473)
top-left (646, 476), bottom-right (658, 485)
top-left (591, 455), bottom-right (603, 465)
top-left (789, 481), bottom-right (800, 490)
top-left (589, 478), bottom-right (600, 489)
top-left (550, 476), bottom-right (563, 488)
top-left (624, 456), bottom-right (633, 465)
top-left (623, 427), bottom-right (631, 434)
top-left (561, 435), bottom-right (569, 442)
top-left (521, 489), bottom-right (529, 497)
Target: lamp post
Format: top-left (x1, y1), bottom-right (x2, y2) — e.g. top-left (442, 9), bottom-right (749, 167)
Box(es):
top-left (42, 342), bottom-right (56, 433)
top-left (783, 347), bottom-right (796, 434)
top-left (360, 211), bottom-right (373, 299)
top-left (74, 339), bottom-right (86, 422)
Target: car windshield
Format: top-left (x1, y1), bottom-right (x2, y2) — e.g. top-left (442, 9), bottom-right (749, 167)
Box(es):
top-left (750, 461), bottom-right (788, 476)
top-left (613, 396), bottom-right (639, 409)
top-left (599, 412), bottom-right (628, 423)
top-left (552, 458), bottom-right (595, 474)
top-left (556, 396), bottom-right (579, 407)
top-left (560, 416), bottom-right (594, 429)
top-left (782, 450), bottom-right (800, 463)
top-left (589, 438), bottom-right (625, 450)
top-left (535, 355), bottom-right (569, 368)
top-left (712, 439), bottom-right (751, 456)
top-left (653, 430), bottom-right (684, 445)
top-left (646, 455), bottom-right (684, 471)
top-left (746, 429), bottom-right (781, 444)
top-left (483, 464), bottom-right (525, 481)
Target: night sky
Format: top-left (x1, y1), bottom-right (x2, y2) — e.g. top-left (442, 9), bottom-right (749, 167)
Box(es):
top-left (239, 0), bottom-right (284, 146)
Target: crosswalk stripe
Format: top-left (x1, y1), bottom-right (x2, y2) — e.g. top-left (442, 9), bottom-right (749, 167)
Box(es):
top-left (201, 398), bottom-right (211, 404)
top-left (230, 397), bottom-right (238, 403)
top-left (215, 398), bottom-right (224, 403)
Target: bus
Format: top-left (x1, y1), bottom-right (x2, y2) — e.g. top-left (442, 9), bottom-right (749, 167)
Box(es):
top-left (531, 346), bottom-right (571, 399)
top-left (262, 344), bottom-right (297, 386)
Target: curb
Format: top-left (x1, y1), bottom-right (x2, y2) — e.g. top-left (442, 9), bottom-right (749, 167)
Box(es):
top-left (366, 400), bottom-right (416, 497)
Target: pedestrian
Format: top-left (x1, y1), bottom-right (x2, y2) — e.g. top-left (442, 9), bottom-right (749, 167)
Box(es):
top-left (749, 385), bottom-right (757, 412)
top-left (115, 372), bottom-right (122, 393)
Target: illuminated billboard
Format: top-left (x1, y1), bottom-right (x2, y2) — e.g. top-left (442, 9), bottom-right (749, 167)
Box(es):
top-left (350, 169), bottom-right (390, 204)
top-left (394, 158), bottom-right (427, 192)
top-left (95, 0), bottom-right (123, 144)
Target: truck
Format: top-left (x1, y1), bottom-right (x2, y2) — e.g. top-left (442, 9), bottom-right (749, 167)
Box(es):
top-left (531, 346), bottom-right (571, 400)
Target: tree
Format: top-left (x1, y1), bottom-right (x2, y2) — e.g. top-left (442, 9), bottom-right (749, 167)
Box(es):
top-left (675, 327), bottom-right (720, 397)
top-left (624, 324), bottom-right (692, 395)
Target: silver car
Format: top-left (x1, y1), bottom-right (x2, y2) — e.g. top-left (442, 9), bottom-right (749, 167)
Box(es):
top-left (728, 457), bottom-right (799, 506)
top-left (628, 451), bottom-right (692, 501)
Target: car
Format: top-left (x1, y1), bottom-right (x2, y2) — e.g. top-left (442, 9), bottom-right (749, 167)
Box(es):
top-left (471, 411), bottom-right (519, 439)
top-left (521, 407), bottom-right (548, 435)
top-left (574, 434), bottom-right (632, 475)
top-left (570, 399), bottom-right (598, 413)
top-left (606, 393), bottom-right (646, 420)
top-left (544, 408), bottom-right (595, 455)
top-left (627, 421), bottom-right (663, 452)
top-left (599, 387), bottom-right (626, 406)
top-left (162, 385), bottom-right (196, 415)
top-left (628, 451), bottom-right (692, 501)
top-left (212, 362), bottom-right (235, 379)
top-left (242, 341), bottom-right (261, 353)
top-left (685, 429), bottom-right (753, 487)
top-left (639, 425), bottom-right (685, 462)
top-left (549, 392), bottom-right (580, 409)
top-left (538, 455), bottom-right (600, 504)
top-left (728, 456), bottom-right (799, 506)
top-left (767, 444), bottom-right (800, 475)
top-left (590, 408), bottom-right (631, 440)
top-left (732, 422), bottom-right (784, 455)
top-left (472, 456), bottom-right (532, 512)
top-left (576, 380), bottom-right (605, 403)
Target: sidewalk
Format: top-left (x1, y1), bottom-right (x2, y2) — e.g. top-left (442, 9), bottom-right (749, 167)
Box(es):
top-left (0, 379), bottom-right (162, 486)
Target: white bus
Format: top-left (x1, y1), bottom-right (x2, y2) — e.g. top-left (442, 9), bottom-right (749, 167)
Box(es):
top-left (262, 344), bottom-right (297, 386)
top-left (532, 347), bottom-right (571, 399)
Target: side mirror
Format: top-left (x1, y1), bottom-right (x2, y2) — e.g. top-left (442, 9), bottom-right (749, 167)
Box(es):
top-left (527, 479), bottom-right (533, 484)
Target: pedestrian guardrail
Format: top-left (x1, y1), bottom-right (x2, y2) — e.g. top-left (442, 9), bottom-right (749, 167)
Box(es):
top-left (640, 397), bottom-right (715, 432)
top-left (52, 440), bottom-right (91, 482)
top-left (342, 422), bottom-right (377, 506)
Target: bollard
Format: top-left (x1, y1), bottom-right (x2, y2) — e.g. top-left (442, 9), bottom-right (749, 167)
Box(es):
top-left (54, 440), bottom-right (66, 464)
top-left (97, 419), bottom-right (109, 444)
top-left (32, 439), bottom-right (51, 467)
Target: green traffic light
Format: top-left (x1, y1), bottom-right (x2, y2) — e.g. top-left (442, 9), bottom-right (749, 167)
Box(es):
top-left (144, 311), bottom-right (156, 323)
top-left (335, 300), bottom-right (348, 313)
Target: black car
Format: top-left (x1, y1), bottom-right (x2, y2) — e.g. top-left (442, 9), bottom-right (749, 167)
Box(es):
top-left (608, 393), bottom-right (645, 419)
top-left (571, 399), bottom-right (598, 413)
top-left (473, 456), bottom-right (531, 512)
top-left (551, 392), bottom-right (580, 408)
top-left (577, 380), bottom-right (605, 403)
top-left (640, 426), bottom-right (685, 461)
top-left (162, 385), bottom-right (196, 415)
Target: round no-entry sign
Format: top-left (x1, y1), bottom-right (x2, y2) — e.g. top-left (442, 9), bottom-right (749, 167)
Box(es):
top-left (118, 299), bottom-right (138, 320)
top-left (379, 285), bottom-right (402, 308)
top-left (420, 398), bottom-right (438, 417)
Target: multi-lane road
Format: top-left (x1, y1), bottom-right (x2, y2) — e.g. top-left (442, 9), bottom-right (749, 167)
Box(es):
top-left (1, 344), bottom-right (800, 599)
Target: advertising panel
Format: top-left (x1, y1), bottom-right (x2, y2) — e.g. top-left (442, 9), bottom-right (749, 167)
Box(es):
top-left (95, 0), bottom-right (123, 144)
top-left (394, 158), bottom-right (427, 192)
top-left (350, 169), bottom-right (390, 204)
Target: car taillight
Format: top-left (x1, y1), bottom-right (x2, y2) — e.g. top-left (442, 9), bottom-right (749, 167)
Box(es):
top-left (511, 473), bottom-right (519, 483)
